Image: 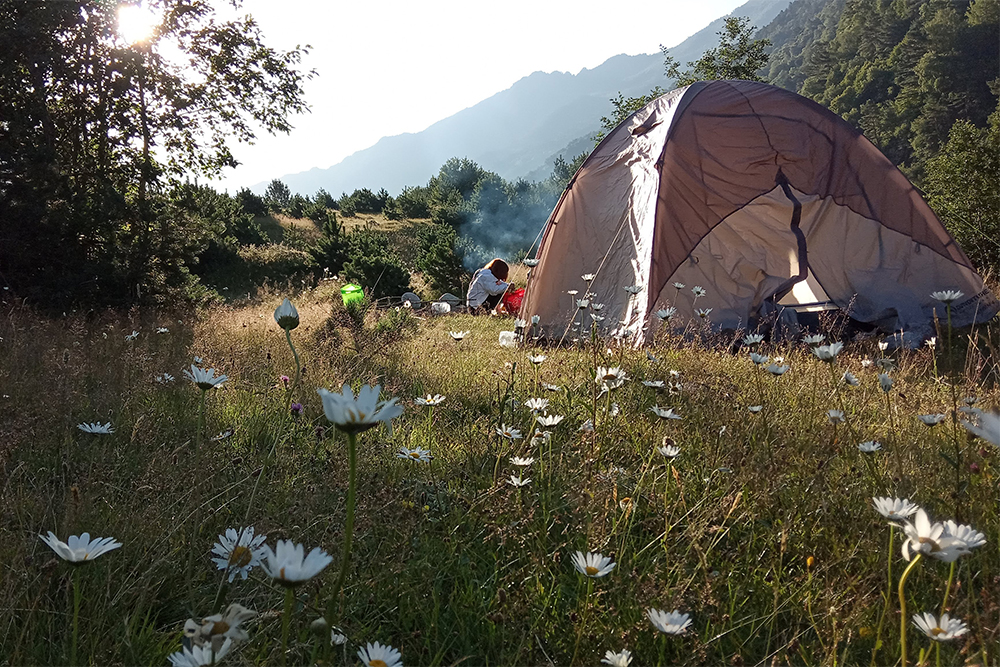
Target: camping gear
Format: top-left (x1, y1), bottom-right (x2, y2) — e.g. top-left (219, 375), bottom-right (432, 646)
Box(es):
top-left (400, 292), bottom-right (422, 308)
top-left (340, 284), bottom-right (364, 308)
top-left (521, 80), bottom-right (998, 346)
top-left (430, 302), bottom-right (451, 315)
top-left (502, 288), bottom-right (525, 315)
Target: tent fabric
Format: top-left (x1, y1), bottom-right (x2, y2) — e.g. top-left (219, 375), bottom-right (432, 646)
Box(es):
top-left (521, 80), bottom-right (998, 345)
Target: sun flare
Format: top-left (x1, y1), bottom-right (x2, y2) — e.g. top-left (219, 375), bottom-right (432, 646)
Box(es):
top-left (117, 4), bottom-right (158, 44)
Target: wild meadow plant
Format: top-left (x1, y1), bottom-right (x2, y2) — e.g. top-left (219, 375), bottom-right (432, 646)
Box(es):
top-left (3, 281), bottom-right (1000, 665)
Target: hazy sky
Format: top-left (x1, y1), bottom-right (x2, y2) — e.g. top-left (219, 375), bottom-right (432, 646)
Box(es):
top-left (209, 0), bottom-right (748, 193)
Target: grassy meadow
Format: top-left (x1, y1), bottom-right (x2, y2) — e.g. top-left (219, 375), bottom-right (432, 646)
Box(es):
top-left (1, 280), bottom-right (999, 666)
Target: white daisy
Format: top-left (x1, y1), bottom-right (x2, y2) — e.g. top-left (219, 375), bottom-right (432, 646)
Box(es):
top-left (695, 308), bottom-right (712, 318)
top-left (542, 382), bottom-right (562, 392)
top-left (601, 649), bottom-right (632, 667)
top-left (647, 608), bottom-right (692, 635)
top-left (748, 405), bottom-right (763, 413)
top-left (357, 641), bottom-right (403, 667)
top-left (168, 638), bottom-right (233, 667)
top-left (524, 398), bottom-right (550, 413)
top-left (508, 474), bottom-right (531, 487)
top-left (156, 327), bottom-right (169, 334)
top-left (878, 373), bottom-right (893, 393)
top-left (396, 446), bottom-right (433, 463)
top-left (812, 342), bottom-right (844, 362)
top-left (449, 330), bottom-right (470, 341)
top-left (77, 422), bottom-right (113, 434)
top-left (918, 413), bottom-right (947, 426)
top-left (656, 440), bottom-right (680, 458)
top-left (570, 550), bottom-right (615, 578)
top-left (912, 612), bottom-right (968, 641)
top-left (766, 364), bottom-right (789, 376)
top-left (509, 456), bottom-right (535, 466)
top-left (211, 527), bottom-right (267, 582)
top-left (858, 441), bottom-right (882, 453)
top-left (414, 394), bottom-right (445, 406)
top-left (672, 282), bottom-right (685, 290)
top-left (691, 286), bottom-right (706, 298)
top-left (900, 509), bottom-right (967, 562)
top-left (942, 520), bottom-right (986, 551)
top-left (961, 411), bottom-right (1000, 446)
top-left (842, 371), bottom-right (860, 387)
top-left (537, 414), bottom-right (564, 427)
top-left (579, 419), bottom-right (595, 432)
top-left (827, 410), bottom-right (845, 424)
top-left (650, 405), bottom-right (682, 420)
top-left (317, 384), bottom-right (403, 435)
top-left (930, 290), bottom-right (964, 304)
top-left (623, 285), bottom-right (642, 295)
top-left (124, 330), bottom-right (139, 341)
top-left (582, 273), bottom-right (596, 282)
top-left (259, 540), bottom-right (333, 587)
top-left (802, 334), bottom-right (825, 346)
top-left (531, 315), bottom-right (540, 325)
top-left (750, 353), bottom-right (769, 365)
top-left (186, 603), bottom-right (257, 651)
top-left (183, 365), bottom-right (228, 391)
top-left (497, 424), bottom-right (523, 440)
top-left (529, 354), bottom-right (546, 365)
top-left (872, 497), bottom-right (919, 522)
top-left (655, 308), bottom-right (677, 321)
top-left (642, 380), bottom-right (666, 389)
top-left (595, 367), bottom-right (627, 389)
top-left (39, 531), bottom-right (122, 563)
top-left (743, 334), bottom-right (764, 346)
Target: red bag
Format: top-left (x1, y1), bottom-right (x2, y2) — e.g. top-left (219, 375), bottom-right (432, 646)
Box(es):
top-left (502, 288), bottom-right (525, 315)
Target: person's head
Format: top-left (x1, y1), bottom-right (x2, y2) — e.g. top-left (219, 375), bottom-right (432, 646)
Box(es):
top-left (485, 258), bottom-right (509, 281)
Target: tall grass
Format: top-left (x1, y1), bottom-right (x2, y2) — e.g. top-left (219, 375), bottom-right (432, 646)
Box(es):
top-left (1, 285), bottom-right (998, 665)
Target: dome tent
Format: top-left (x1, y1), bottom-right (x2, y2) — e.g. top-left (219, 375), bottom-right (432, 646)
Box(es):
top-left (521, 80), bottom-right (998, 346)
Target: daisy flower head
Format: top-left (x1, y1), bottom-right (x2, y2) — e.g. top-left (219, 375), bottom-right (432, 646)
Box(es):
top-left (827, 410), bottom-right (845, 424)
top-left (656, 438), bottom-right (680, 458)
top-left (642, 380), bottom-right (666, 389)
top-left (695, 308), bottom-right (713, 318)
top-left (912, 612), bottom-right (968, 641)
top-left (509, 456), bottom-right (535, 467)
top-left (449, 330), bottom-right (470, 341)
top-left (623, 285), bottom-right (642, 295)
top-left (415, 394), bottom-right (445, 406)
top-left (508, 474), bottom-right (531, 487)
top-left (577, 298), bottom-right (590, 309)
top-left (748, 405), bottom-right (763, 413)
top-left (861, 359), bottom-right (873, 368)
top-left (802, 333), bottom-right (825, 346)
top-left (186, 603), bottom-right (257, 652)
top-left (743, 333), bottom-right (764, 346)
top-left (601, 649), bottom-right (633, 667)
top-left (77, 422), bottom-right (113, 434)
top-left (876, 357), bottom-right (897, 372)
top-left (211, 527), bottom-right (267, 582)
top-left (672, 282), bottom-right (685, 290)
top-left (567, 290), bottom-right (579, 296)
top-left (812, 342), bottom-right (844, 362)
top-left (592, 302), bottom-right (605, 311)
top-left (931, 290), bottom-right (964, 304)
top-left (184, 365), bottom-right (228, 391)
top-left (259, 540), bottom-right (333, 587)
top-left (124, 330), bottom-right (139, 341)
top-left (358, 641), bottom-right (403, 667)
top-left (579, 419), bottom-right (595, 432)
top-left (655, 308), bottom-right (677, 321)
top-left (329, 627), bottom-right (347, 645)
top-left (531, 314), bottom-right (540, 325)
top-left (961, 411), bottom-right (1000, 446)
top-left (750, 353), bottom-right (769, 366)
top-left (878, 340), bottom-right (889, 351)
top-left (858, 441), bottom-right (882, 453)
top-left (513, 318), bottom-right (527, 330)
top-left (529, 354), bottom-right (546, 365)
top-left (595, 366), bottom-right (627, 390)
top-left (168, 638), bottom-right (233, 667)
top-left (396, 446), bottom-right (433, 464)
top-left (582, 273), bottom-right (596, 282)
top-left (918, 413), bottom-right (947, 426)
top-left (926, 336), bottom-right (936, 349)
top-left (900, 509), bottom-right (967, 562)
top-left (317, 384), bottom-right (403, 435)
top-left (537, 414), bottom-right (564, 427)
top-left (650, 405), bottom-right (682, 420)
top-left (647, 608), bottom-right (692, 635)
top-left (571, 550), bottom-right (616, 578)
top-left (942, 520), bottom-right (986, 551)
top-left (496, 424), bottom-right (523, 440)
top-left (524, 397), bottom-right (549, 413)
top-left (691, 286), bottom-right (706, 298)
top-left (39, 531), bottom-right (122, 563)
top-left (878, 373), bottom-right (893, 393)
top-left (766, 364), bottom-right (789, 376)
top-left (273, 298), bottom-right (300, 331)
top-left (873, 497), bottom-right (919, 522)
top-left (156, 327), bottom-right (169, 334)
top-left (542, 382), bottom-right (562, 392)
top-left (155, 373), bottom-right (175, 384)
top-left (842, 371), bottom-right (860, 387)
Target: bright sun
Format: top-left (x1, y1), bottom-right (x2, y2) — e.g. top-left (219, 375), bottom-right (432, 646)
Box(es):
top-left (117, 4), bottom-right (158, 44)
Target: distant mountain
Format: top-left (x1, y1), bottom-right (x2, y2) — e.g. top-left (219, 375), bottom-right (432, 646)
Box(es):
top-left (260, 0), bottom-right (792, 197)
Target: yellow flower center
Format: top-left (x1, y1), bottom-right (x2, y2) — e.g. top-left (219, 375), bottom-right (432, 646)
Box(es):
top-left (228, 545), bottom-right (252, 568)
top-left (410, 452), bottom-right (421, 459)
top-left (585, 565), bottom-right (599, 576)
top-left (931, 627), bottom-right (944, 636)
top-left (369, 661), bottom-right (388, 667)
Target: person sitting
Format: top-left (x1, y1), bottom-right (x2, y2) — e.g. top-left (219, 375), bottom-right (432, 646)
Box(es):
top-left (467, 258), bottom-right (510, 314)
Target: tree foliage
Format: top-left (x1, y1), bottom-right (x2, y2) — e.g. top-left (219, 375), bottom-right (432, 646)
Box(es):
top-left (662, 16), bottom-right (773, 86)
top-left (0, 0), bottom-right (311, 305)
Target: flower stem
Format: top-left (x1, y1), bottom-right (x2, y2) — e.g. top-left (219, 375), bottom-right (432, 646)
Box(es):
top-left (71, 568), bottom-right (81, 666)
top-left (940, 561), bottom-right (956, 615)
top-left (280, 586), bottom-right (295, 667)
top-left (284, 329), bottom-right (301, 415)
top-left (899, 553), bottom-right (923, 667)
top-left (196, 389), bottom-right (206, 451)
top-left (329, 431), bottom-right (358, 619)
top-left (871, 528), bottom-right (895, 667)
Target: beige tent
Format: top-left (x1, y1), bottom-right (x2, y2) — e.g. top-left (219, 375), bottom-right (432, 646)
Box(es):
top-left (521, 80), bottom-right (998, 345)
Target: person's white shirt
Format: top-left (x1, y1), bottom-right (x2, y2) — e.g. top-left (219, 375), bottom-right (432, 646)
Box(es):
top-left (467, 268), bottom-right (509, 308)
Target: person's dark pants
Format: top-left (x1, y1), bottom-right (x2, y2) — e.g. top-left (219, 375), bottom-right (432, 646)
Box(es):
top-left (472, 292), bottom-right (503, 314)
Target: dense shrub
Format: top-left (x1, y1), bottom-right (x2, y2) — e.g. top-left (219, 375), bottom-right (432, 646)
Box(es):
top-left (417, 224), bottom-right (469, 295)
top-left (396, 186), bottom-right (433, 218)
top-left (342, 229), bottom-right (411, 300)
top-left (236, 243), bottom-right (317, 285)
top-left (311, 213), bottom-right (347, 276)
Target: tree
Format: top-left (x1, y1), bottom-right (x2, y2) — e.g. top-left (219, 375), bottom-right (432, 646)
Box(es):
top-left (265, 180), bottom-right (292, 211)
top-left (341, 229), bottom-right (411, 300)
top-left (924, 104), bottom-right (1000, 274)
top-left (662, 16), bottom-right (772, 86)
top-left (0, 0), bottom-right (311, 305)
